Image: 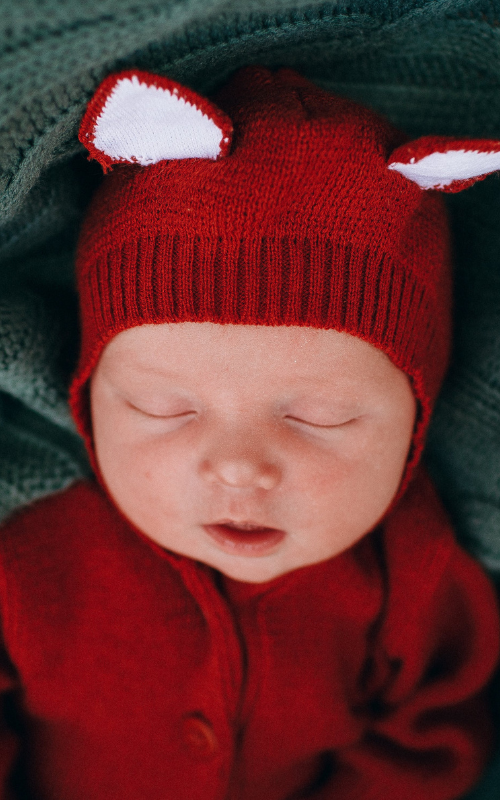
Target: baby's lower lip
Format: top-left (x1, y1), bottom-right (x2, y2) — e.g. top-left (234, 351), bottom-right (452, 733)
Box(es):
top-left (203, 523), bottom-right (286, 556)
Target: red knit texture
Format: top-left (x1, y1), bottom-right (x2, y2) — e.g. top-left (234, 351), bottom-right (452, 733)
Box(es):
top-left (71, 66), bottom-right (452, 485)
top-left (0, 469), bottom-right (497, 800)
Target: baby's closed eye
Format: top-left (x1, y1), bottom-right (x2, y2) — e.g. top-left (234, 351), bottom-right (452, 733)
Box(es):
top-left (284, 414), bottom-right (361, 429)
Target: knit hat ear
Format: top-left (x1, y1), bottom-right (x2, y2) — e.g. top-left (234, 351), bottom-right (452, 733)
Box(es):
top-left (388, 136), bottom-right (500, 192)
top-left (78, 70), bottom-right (233, 172)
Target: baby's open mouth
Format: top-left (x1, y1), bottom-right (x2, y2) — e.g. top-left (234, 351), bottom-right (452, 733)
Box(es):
top-left (203, 521), bottom-right (286, 555)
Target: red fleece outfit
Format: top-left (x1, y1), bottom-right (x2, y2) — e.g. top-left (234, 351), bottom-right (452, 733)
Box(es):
top-left (0, 466), bottom-right (497, 800)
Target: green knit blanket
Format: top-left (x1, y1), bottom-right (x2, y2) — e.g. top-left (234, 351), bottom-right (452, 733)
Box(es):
top-left (1, 1), bottom-right (500, 796)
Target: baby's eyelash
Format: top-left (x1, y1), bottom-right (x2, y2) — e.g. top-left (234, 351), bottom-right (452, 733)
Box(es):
top-left (149, 411), bottom-right (196, 420)
top-left (127, 402), bottom-right (196, 420)
top-left (285, 416), bottom-right (356, 429)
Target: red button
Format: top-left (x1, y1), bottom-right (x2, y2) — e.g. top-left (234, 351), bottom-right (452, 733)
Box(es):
top-left (181, 714), bottom-right (219, 759)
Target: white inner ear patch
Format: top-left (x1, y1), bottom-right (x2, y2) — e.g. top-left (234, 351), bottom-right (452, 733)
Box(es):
top-left (389, 149), bottom-right (500, 189)
top-left (93, 75), bottom-right (225, 164)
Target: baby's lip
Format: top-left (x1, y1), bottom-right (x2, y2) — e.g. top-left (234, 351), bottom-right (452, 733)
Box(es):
top-left (213, 519), bottom-right (277, 531)
top-left (203, 520), bottom-right (286, 555)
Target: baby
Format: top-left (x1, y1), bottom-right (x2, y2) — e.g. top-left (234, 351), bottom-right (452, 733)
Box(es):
top-left (0, 65), bottom-right (500, 800)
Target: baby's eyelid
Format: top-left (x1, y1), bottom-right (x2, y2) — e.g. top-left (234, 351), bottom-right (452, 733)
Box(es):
top-left (285, 415), bottom-right (358, 429)
top-left (126, 401), bottom-right (196, 420)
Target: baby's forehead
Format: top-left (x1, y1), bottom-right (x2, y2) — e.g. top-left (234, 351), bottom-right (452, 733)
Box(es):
top-left (96, 321), bottom-right (409, 399)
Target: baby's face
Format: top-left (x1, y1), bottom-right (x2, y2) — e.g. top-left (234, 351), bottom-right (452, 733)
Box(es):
top-left (90, 323), bottom-right (416, 583)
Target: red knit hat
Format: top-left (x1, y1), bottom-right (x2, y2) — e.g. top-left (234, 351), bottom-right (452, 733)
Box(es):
top-left (71, 65), bottom-right (500, 487)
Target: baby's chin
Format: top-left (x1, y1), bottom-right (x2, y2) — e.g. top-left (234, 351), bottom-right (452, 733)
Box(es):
top-left (198, 544), bottom-right (351, 585)
top-left (203, 557), bottom-right (303, 585)
top-left (181, 533), bottom-right (348, 585)
top-left (191, 538), bottom-right (299, 584)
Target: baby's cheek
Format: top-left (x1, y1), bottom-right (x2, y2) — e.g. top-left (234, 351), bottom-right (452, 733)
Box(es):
top-left (103, 440), bottom-right (188, 534)
top-left (127, 436), bottom-right (182, 487)
top-left (298, 428), bottom-right (406, 528)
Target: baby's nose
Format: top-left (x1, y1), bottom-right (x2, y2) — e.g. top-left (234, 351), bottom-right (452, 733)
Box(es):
top-left (200, 443), bottom-right (280, 491)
